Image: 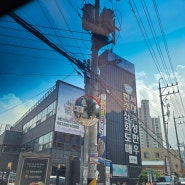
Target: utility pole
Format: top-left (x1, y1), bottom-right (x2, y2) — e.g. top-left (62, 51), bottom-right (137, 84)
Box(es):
top-left (82, 0), bottom-right (116, 184)
top-left (173, 113), bottom-right (184, 170)
top-left (11, 4), bottom-right (116, 184)
top-left (159, 78), bottom-right (179, 175)
top-left (88, 0), bottom-right (99, 182)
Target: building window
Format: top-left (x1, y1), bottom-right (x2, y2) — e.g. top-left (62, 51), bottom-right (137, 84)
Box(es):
top-left (144, 152), bottom-right (149, 159)
top-left (33, 132), bottom-right (53, 152)
top-left (53, 132), bottom-right (81, 152)
top-left (23, 101), bottom-right (56, 133)
top-left (155, 152), bottom-right (160, 158)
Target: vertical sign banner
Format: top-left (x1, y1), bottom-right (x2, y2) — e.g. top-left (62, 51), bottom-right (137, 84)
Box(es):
top-left (55, 82), bottom-right (84, 136)
top-left (123, 83), bottom-right (140, 165)
top-left (98, 94), bottom-right (106, 158)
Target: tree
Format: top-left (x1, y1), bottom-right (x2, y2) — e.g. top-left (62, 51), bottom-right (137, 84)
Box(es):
top-left (137, 169), bottom-right (160, 185)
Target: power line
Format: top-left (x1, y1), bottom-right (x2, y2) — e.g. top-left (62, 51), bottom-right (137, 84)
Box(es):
top-left (0, 19), bottom-right (90, 34)
top-left (96, 74), bottom-right (181, 161)
top-left (0, 24), bottom-right (91, 42)
top-left (129, 0), bottom-right (165, 82)
top-left (129, 0), bottom-right (185, 124)
top-left (0, 72), bottom-right (80, 77)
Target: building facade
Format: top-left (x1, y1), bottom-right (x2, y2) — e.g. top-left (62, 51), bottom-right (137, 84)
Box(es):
top-left (0, 81), bottom-right (84, 178)
top-left (138, 100), bottom-right (163, 149)
top-left (0, 50), bottom-right (142, 185)
top-left (152, 117), bottom-right (163, 148)
top-left (97, 50), bottom-right (142, 185)
top-left (141, 147), bottom-right (182, 176)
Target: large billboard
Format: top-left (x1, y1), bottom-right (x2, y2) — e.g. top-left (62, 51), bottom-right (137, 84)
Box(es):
top-left (55, 81), bottom-right (84, 136)
top-left (98, 50), bottom-right (141, 167)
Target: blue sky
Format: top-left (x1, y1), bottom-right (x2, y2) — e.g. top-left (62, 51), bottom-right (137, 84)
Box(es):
top-left (0, 0), bottom-right (185, 149)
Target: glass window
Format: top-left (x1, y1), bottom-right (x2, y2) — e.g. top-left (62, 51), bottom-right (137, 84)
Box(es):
top-left (23, 101), bottom-right (56, 133)
top-left (47, 103), bottom-right (53, 113)
top-left (36, 112), bottom-right (42, 125)
top-left (33, 132), bottom-right (52, 152)
top-left (41, 108), bottom-right (47, 122)
top-left (155, 152), bottom-right (160, 158)
top-left (65, 134), bottom-right (71, 143)
top-left (144, 152), bottom-right (149, 158)
top-left (44, 132), bottom-right (51, 143)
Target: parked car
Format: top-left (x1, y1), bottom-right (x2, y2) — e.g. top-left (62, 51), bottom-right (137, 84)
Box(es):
top-left (179, 177), bottom-right (185, 185)
top-left (156, 175), bottom-right (172, 185)
top-left (156, 175), bottom-right (179, 185)
top-left (50, 176), bottom-right (65, 185)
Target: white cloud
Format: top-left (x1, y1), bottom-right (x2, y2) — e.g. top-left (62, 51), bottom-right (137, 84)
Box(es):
top-left (136, 67), bottom-right (185, 150)
top-left (136, 79), bottom-right (159, 116)
top-left (136, 72), bottom-right (146, 77)
top-left (0, 94), bottom-right (35, 131)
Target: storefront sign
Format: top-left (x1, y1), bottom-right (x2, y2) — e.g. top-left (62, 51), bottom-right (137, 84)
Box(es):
top-left (15, 153), bottom-right (52, 185)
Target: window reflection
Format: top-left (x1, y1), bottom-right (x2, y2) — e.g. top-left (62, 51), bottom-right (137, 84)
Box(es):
top-left (23, 101), bottom-right (56, 133)
top-left (53, 132), bottom-right (81, 152)
top-left (23, 132), bottom-right (53, 152)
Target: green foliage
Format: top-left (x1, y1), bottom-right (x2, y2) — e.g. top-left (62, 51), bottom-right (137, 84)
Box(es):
top-left (137, 169), bottom-right (160, 184)
top-left (84, 98), bottom-right (96, 118)
top-left (138, 170), bottom-right (148, 184)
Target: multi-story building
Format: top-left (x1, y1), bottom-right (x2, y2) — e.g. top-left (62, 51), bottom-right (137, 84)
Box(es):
top-left (138, 100), bottom-right (183, 176)
top-left (0, 81), bottom-right (84, 180)
top-left (98, 50), bottom-right (141, 185)
top-left (138, 100), bottom-right (154, 148)
top-left (141, 147), bottom-right (182, 176)
top-left (0, 50), bottom-right (141, 185)
top-left (152, 117), bottom-right (163, 148)
top-left (138, 100), bottom-right (163, 148)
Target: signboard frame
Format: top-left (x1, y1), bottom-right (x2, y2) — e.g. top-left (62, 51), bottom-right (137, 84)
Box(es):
top-left (15, 152), bottom-right (52, 185)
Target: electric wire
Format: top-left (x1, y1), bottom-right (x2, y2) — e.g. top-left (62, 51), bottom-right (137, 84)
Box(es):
top-left (0, 51), bottom-right (71, 62)
top-left (54, 0), bottom-right (86, 64)
top-left (0, 19), bottom-right (90, 34)
top-left (128, 0), bottom-right (166, 83)
top-left (96, 74), bottom-right (182, 161)
top-left (0, 32), bottom-right (91, 51)
top-left (0, 72), bottom-right (80, 77)
top-left (129, 0), bottom-right (185, 128)
top-left (0, 24), bottom-right (91, 42)
top-left (0, 0), bottom-right (184, 162)
top-left (0, 71), bottom-right (83, 115)
top-left (140, 0), bottom-right (171, 82)
top-left (147, 0), bottom-right (185, 118)
top-left (0, 42), bottom-right (90, 56)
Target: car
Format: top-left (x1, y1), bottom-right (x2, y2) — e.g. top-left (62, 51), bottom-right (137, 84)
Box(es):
top-left (50, 176), bottom-right (65, 185)
top-left (156, 175), bottom-right (180, 185)
top-left (156, 175), bottom-right (172, 185)
top-left (179, 177), bottom-right (185, 185)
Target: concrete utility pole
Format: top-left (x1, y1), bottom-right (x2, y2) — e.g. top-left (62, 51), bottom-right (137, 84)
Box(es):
top-left (173, 114), bottom-right (185, 170)
top-left (159, 78), bottom-right (179, 175)
top-left (82, 0), bottom-right (116, 183)
top-left (88, 0), bottom-right (100, 182)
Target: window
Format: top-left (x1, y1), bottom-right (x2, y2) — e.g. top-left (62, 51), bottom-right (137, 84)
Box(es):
top-left (155, 152), bottom-right (160, 158)
top-left (65, 134), bottom-right (71, 143)
top-left (36, 112), bottom-right (42, 125)
top-left (33, 132), bottom-right (53, 152)
top-left (23, 101), bottom-right (56, 133)
top-left (144, 152), bottom-right (149, 159)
